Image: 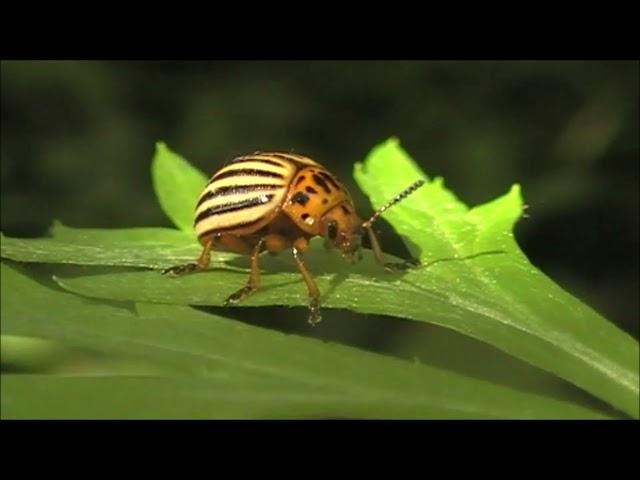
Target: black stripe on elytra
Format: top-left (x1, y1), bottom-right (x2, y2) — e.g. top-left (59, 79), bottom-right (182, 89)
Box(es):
top-left (196, 184), bottom-right (282, 208)
top-left (305, 186), bottom-right (318, 194)
top-left (210, 168), bottom-right (285, 184)
top-left (319, 171), bottom-right (341, 191)
top-left (266, 153), bottom-right (309, 163)
top-left (230, 157), bottom-right (286, 168)
top-left (195, 194), bottom-right (275, 224)
top-left (312, 173), bottom-right (331, 194)
top-left (197, 217), bottom-right (266, 239)
top-left (295, 175), bottom-right (306, 186)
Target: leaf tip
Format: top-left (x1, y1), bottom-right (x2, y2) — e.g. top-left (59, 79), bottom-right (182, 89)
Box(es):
top-left (508, 183), bottom-right (524, 210)
top-left (152, 142), bottom-right (164, 172)
top-left (151, 142), bottom-right (179, 186)
top-left (354, 137), bottom-right (401, 176)
top-left (153, 141), bottom-right (179, 168)
top-left (47, 220), bottom-right (66, 237)
top-left (384, 136), bottom-right (400, 147)
top-left (376, 136), bottom-right (402, 156)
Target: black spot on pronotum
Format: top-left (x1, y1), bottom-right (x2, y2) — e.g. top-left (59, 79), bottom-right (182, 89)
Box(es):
top-left (292, 191), bottom-right (310, 206)
top-left (301, 213), bottom-right (310, 221)
top-left (319, 171), bottom-right (341, 191)
top-left (327, 220), bottom-right (338, 240)
top-left (305, 186), bottom-right (318, 194)
top-left (312, 174), bottom-right (331, 194)
top-left (322, 198), bottom-right (328, 205)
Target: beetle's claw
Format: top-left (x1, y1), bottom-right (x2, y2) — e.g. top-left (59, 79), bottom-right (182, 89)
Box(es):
top-left (307, 298), bottom-right (322, 326)
top-left (224, 285), bottom-right (255, 306)
top-left (383, 258), bottom-right (421, 272)
top-left (162, 263), bottom-right (198, 276)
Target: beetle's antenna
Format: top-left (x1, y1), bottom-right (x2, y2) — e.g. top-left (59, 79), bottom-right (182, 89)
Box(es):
top-left (362, 179), bottom-right (425, 228)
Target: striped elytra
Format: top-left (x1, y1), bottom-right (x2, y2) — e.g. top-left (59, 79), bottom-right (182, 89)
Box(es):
top-left (163, 151), bottom-right (425, 326)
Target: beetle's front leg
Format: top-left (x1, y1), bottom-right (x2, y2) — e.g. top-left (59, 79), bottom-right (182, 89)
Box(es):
top-left (363, 225), bottom-right (421, 272)
top-left (291, 237), bottom-right (322, 325)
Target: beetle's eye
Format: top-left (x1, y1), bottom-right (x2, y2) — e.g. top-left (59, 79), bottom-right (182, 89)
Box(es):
top-left (327, 220), bottom-right (338, 240)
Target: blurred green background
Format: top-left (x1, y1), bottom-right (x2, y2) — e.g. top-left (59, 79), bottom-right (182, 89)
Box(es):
top-left (1, 60), bottom-right (638, 342)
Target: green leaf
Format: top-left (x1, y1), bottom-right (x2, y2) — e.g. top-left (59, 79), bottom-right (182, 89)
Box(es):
top-left (354, 137), bottom-right (640, 418)
top-left (45, 139), bottom-right (640, 418)
top-left (151, 141), bottom-right (208, 232)
top-left (1, 138), bottom-right (637, 418)
top-left (49, 251), bottom-right (639, 418)
top-left (0, 263), bottom-right (614, 419)
top-left (0, 222), bottom-right (238, 270)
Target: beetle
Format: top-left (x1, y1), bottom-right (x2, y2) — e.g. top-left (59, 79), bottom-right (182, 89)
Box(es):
top-left (163, 151), bottom-right (425, 325)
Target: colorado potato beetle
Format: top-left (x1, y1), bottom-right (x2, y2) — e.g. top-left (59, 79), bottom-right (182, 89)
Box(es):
top-left (163, 151), bottom-right (425, 325)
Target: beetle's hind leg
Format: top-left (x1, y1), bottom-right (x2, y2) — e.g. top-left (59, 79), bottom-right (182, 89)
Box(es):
top-left (364, 225), bottom-right (420, 272)
top-left (223, 238), bottom-right (265, 306)
top-left (162, 238), bottom-right (213, 276)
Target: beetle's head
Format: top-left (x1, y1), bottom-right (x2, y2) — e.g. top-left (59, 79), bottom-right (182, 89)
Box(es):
top-left (320, 202), bottom-right (363, 263)
top-left (320, 179), bottom-right (426, 264)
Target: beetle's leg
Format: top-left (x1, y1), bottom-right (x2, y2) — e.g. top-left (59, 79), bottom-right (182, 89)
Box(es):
top-left (364, 225), bottom-right (420, 272)
top-left (291, 238), bottom-right (322, 325)
top-left (224, 238), bottom-right (265, 306)
top-left (162, 238), bottom-right (213, 276)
